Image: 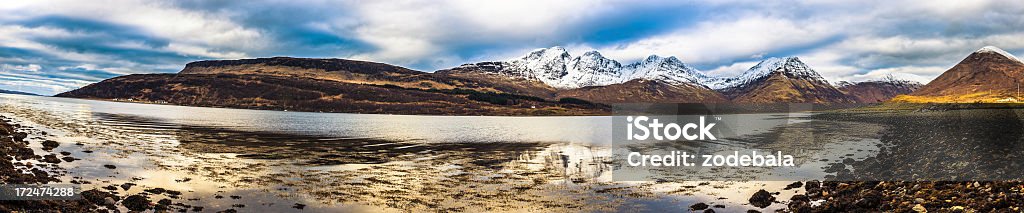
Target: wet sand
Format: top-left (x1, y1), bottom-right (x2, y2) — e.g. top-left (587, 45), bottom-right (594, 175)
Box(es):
top-left (1, 102), bottom-right (802, 212)
top-left (4, 99), bottom-right (1024, 212)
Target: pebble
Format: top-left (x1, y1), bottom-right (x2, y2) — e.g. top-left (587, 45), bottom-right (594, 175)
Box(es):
top-left (103, 197), bottom-right (116, 206)
top-left (690, 202), bottom-right (709, 210)
top-left (912, 204), bottom-right (927, 213)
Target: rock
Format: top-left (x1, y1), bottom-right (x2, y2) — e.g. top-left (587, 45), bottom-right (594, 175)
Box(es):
top-left (293, 203), bottom-right (306, 209)
top-left (156, 198), bottom-right (172, 212)
top-left (805, 180), bottom-right (821, 191)
top-left (103, 164), bottom-right (116, 169)
top-left (915, 198), bottom-right (925, 204)
top-left (103, 197), bottom-right (117, 206)
top-left (824, 163), bottom-right (846, 173)
top-left (13, 132), bottom-right (27, 141)
top-left (784, 182), bottom-right (804, 190)
top-left (41, 154), bottom-right (62, 164)
top-left (912, 204), bottom-right (927, 213)
top-left (712, 204), bottom-right (725, 208)
top-left (703, 209), bottom-right (716, 213)
top-left (790, 194), bottom-right (810, 202)
top-left (690, 202), bottom-right (709, 210)
top-left (749, 189), bottom-right (776, 208)
top-left (145, 188), bottom-right (167, 194)
top-left (121, 183), bottom-right (136, 190)
top-left (166, 189), bottom-right (183, 198)
top-left (853, 190), bottom-right (882, 208)
top-left (788, 194), bottom-right (812, 212)
top-left (123, 194), bottom-right (151, 211)
top-left (80, 189), bottom-right (117, 206)
top-left (41, 140), bottom-right (59, 150)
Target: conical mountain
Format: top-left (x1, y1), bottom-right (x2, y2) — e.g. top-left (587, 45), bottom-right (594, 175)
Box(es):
top-left (908, 46), bottom-right (1024, 101)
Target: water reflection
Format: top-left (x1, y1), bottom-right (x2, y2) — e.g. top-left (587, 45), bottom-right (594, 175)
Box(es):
top-left (824, 108), bottom-right (1024, 181)
top-left (2, 95), bottom-right (613, 144)
top-left (12, 94), bottom-right (1024, 212)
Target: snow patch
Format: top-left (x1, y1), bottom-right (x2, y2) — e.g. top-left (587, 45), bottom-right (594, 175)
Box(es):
top-left (704, 57), bottom-right (828, 90)
top-left (458, 47), bottom-right (833, 91)
top-left (976, 46), bottom-right (1023, 64)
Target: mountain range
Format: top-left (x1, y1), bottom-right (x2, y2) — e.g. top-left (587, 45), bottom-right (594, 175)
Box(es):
top-left (58, 45), bottom-right (1024, 115)
top-left (0, 88), bottom-right (39, 96)
top-left (448, 47), bottom-right (912, 103)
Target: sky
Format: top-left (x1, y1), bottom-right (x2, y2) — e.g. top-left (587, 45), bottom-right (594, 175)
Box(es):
top-left (1, 0), bottom-right (1024, 95)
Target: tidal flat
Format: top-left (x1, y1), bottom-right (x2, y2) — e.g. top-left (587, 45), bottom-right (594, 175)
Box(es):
top-left (3, 95), bottom-right (1024, 212)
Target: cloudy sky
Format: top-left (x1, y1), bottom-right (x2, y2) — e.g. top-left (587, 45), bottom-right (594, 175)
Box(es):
top-left (1, 0), bottom-right (1023, 95)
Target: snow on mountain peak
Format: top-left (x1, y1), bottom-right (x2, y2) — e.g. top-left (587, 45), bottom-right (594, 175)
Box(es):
top-left (837, 75), bottom-right (921, 88)
top-left (503, 46), bottom-right (573, 86)
top-left (623, 55), bottom-right (711, 85)
top-left (704, 56), bottom-right (828, 90)
top-left (483, 47), bottom-right (714, 89)
top-left (975, 46), bottom-right (1023, 64)
top-left (461, 47), bottom-right (835, 91)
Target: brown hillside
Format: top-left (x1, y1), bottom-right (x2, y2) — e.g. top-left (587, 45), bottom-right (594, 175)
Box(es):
top-left (839, 81), bottom-right (921, 103)
top-left (556, 79), bottom-right (728, 103)
top-left (911, 47), bottom-right (1024, 99)
top-left (723, 72), bottom-right (854, 103)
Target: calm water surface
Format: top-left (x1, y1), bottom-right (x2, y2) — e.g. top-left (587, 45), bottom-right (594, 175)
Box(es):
top-left (1, 94), bottom-right (889, 212)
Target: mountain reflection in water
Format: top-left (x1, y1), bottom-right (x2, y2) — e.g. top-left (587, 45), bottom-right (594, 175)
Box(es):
top-left (5, 94), bottom-right (1024, 212)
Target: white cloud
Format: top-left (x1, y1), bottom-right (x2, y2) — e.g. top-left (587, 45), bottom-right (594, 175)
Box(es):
top-left (703, 61), bottom-right (759, 78)
top-left (0, 64), bottom-right (42, 72)
top-left (3, 0), bottom-right (1024, 90)
top-left (618, 0), bottom-right (1024, 84)
top-left (595, 16), bottom-right (838, 64)
top-left (340, 0), bottom-right (611, 67)
top-left (2, 0), bottom-right (266, 59)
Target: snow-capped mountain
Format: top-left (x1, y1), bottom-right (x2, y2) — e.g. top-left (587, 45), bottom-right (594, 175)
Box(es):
top-left (560, 51), bottom-right (625, 88)
top-left (623, 55), bottom-right (714, 86)
top-left (909, 45), bottom-right (1024, 100)
top-left (713, 56), bottom-right (854, 103)
top-left (448, 47), bottom-right (855, 103)
top-left (451, 46), bottom-right (713, 89)
top-left (838, 76), bottom-right (922, 103)
top-left (836, 75), bottom-right (921, 89)
top-left (975, 45), bottom-right (1022, 64)
top-left (503, 46), bottom-right (574, 86)
top-left (706, 57), bottom-right (828, 90)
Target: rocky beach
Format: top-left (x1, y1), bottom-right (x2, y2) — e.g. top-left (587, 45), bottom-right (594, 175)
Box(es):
top-left (4, 95), bottom-right (1024, 212)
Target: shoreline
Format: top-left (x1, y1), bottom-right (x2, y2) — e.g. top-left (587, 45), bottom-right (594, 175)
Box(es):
top-left (4, 98), bottom-right (1024, 212)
